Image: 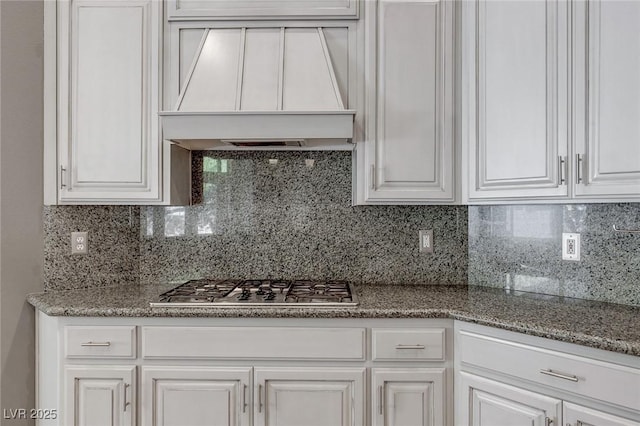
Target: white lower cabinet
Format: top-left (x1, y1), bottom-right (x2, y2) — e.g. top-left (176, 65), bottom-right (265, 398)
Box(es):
top-left (372, 368), bottom-right (446, 426)
top-left (63, 365), bottom-right (136, 426)
top-left (255, 368), bottom-right (365, 426)
top-left (141, 367), bottom-right (251, 426)
top-left (455, 322), bottom-right (640, 426)
top-left (458, 372), bottom-right (561, 426)
top-left (564, 402), bottom-right (640, 426)
top-left (37, 315), bottom-right (453, 426)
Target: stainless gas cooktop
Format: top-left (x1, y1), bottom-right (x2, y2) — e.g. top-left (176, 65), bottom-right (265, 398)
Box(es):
top-left (150, 279), bottom-right (358, 308)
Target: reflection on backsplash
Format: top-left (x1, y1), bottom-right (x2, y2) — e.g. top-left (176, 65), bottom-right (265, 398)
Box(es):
top-left (140, 151), bottom-right (469, 285)
top-left (469, 204), bottom-right (640, 306)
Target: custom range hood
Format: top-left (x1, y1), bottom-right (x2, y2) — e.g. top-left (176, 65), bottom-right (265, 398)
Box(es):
top-left (160, 27), bottom-right (355, 150)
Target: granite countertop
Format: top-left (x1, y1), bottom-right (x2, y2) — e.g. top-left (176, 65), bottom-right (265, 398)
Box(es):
top-left (27, 283), bottom-right (640, 357)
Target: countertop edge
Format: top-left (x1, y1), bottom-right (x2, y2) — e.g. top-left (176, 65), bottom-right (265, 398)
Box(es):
top-left (27, 295), bottom-right (639, 357)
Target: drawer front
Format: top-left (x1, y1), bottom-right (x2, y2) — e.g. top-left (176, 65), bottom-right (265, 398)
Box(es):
top-left (372, 328), bottom-right (445, 361)
top-left (459, 330), bottom-right (640, 410)
top-left (65, 326), bottom-right (136, 359)
top-left (142, 327), bottom-right (366, 360)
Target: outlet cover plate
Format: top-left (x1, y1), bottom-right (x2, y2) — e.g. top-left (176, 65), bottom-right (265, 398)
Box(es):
top-left (419, 229), bottom-right (434, 253)
top-left (562, 232), bottom-right (580, 261)
top-left (71, 231), bottom-right (88, 255)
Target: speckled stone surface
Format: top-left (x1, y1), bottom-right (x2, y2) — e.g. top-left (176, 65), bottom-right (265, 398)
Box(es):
top-left (469, 204), bottom-right (640, 307)
top-left (27, 284), bottom-right (640, 357)
top-left (139, 152), bottom-right (468, 285)
top-left (44, 206), bottom-right (140, 290)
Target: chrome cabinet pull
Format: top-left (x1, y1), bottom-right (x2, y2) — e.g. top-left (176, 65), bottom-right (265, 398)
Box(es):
top-left (60, 166), bottom-right (67, 189)
top-left (370, 164), bottom-right (375, 190)
top-left (559, 156), bottom-right (567, 185)
top-left (576, 421), bottom-right (585, 426)
top-left (576, 154), bottom-right (584, 184)
top-left (540, 369), bottom-right (579, 382)
top-left (123, 383), bottom-right (130, 412)
top-left (378, 385), bottom-right (383, 415)
top-left (258, 384), bottom-right (263, 413)
top-left (395, 344), bottom-right (426, 350)
top-left (545, 416), bottom-right (553, 426)
top-left (242, 384), bottom-right (247, 413)
top-left (80, 341), bottom-right (111, 347)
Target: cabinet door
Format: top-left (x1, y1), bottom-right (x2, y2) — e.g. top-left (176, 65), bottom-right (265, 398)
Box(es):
top-left (141, 367), bottom-right (251, 426)
top-left (573, 0), bottom-right (640, 199)
top-left (463, 0), bottom-right (570, 201)
top-left (564, 402), bottom-right (640, 426)
top-left (254, 367), bottom-right (365, 426)
top-left (63, 365), bottom-right (136, 426)
top-left (360, 0), bottom-right (455, 204)
top-left (457, 372), bottom-right (561, 426)
top-left (56, 0), bottom-right (161, 203)
top-left (372, 368), bottom-right (446, 426)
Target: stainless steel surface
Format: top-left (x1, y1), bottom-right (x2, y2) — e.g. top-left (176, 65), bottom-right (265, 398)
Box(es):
top-left (539, 369), bottom-right (579, 382)
top-left (577, 153), bottom-right (584, 183)
top-left (60, 166), bottom-right (66, 188)
top-left (395, 344), bottom-right (426, 350)
top-left (80, 341), bottom-right (111, 347)
top-left (242, 384), bottom-right (247, 413)
top-left (612, 224), bottom-right (640, 234)
top-left (559, 156), bottom-right (566, 185)
top-left (150, 279), bottom-right (358, 308)
top-left (124, 383), bottom-right (130, 412)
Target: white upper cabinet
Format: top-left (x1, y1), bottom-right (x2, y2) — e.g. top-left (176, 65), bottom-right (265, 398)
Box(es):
top-left (573, 0), bottom-right (640, 199)
top-left (463, 0), bottom-right (640, 203)
top-left (45, 0), bottom-right (190, 205)
top-left (463, 0), bottom-right (570, 201)
top-left (355, 0), bottom-right (456, 204)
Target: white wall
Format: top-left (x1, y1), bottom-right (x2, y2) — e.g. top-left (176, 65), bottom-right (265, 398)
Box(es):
top-left (0, 1), bottom-right (44, 424)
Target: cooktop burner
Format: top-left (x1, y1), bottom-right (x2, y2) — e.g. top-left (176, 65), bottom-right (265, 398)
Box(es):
top-left (151, 279), bottom-right (357, 308)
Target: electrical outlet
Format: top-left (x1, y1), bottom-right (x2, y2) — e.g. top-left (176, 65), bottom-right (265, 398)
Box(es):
top-left (562, 232), bottom-right (580, 261)
top-left (71, 232), bottom-right (88, 255)
top-left (419, 230), bottom-right (434, 253)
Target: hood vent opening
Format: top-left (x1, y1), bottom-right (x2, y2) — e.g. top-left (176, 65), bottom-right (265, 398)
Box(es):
top-left (160, 26), bottom-right (355, 150)
top-left (221, 139), bottom-right (305, 147)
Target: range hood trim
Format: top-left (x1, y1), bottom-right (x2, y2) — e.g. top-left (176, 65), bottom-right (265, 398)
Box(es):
top-left (160, 110), bottom-right (355, 150)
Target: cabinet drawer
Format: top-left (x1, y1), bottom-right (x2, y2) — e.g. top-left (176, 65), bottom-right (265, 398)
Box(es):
top-left (64, 326), bottom-right (136, 359)
top-left (142, 327), bottom-right (365, 360)
top-left (459, 330), bottom-right (640, 410)
top-left (372, 328), bottom-right (445, 361)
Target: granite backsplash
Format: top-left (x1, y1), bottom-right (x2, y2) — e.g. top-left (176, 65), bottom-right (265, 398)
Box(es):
top-left (42, 151), bottom-right (639, 306)
top-left (468, 204), bottom-right (640, 306)
top-left (44, 151), bottom-right (468, 290)
top-left (44, 205), bottom-right (140, 291)
top-left (139, 151), bottom-right (468, 285)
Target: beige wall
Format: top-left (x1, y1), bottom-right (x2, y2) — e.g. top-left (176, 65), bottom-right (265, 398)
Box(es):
top-left (0, 1), bottom-right (44, 424)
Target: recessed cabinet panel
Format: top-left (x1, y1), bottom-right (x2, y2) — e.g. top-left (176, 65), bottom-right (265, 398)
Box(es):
top-left (56, 0), bottom-right (163, 202)
top-left (363, 0), bottom-right (455, 203)
top-left (142, 367), bottom-right (251, 426)
top-left (254, 368), bottom-right (365, 426)
top-left (465, 0), bottom-right (569, 200)
top-left (64, 366), bottom-right (136, 426)
top-left (574, 0), bottom-right (640, 198)
top-left (372, 368), bottom-right (446, 426)
top-left (564, 402), bottom-right (640, 426)
top-left (459, 372), bottom-right (562, 426)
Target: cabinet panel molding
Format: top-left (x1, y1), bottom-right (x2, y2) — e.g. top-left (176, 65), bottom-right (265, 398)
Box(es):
top-left (464, 0), bottom-right (569, 200)
top-left (574, 0), bottom-right (640, 198)
top-left (359, 0), bottom-right (456, 204)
